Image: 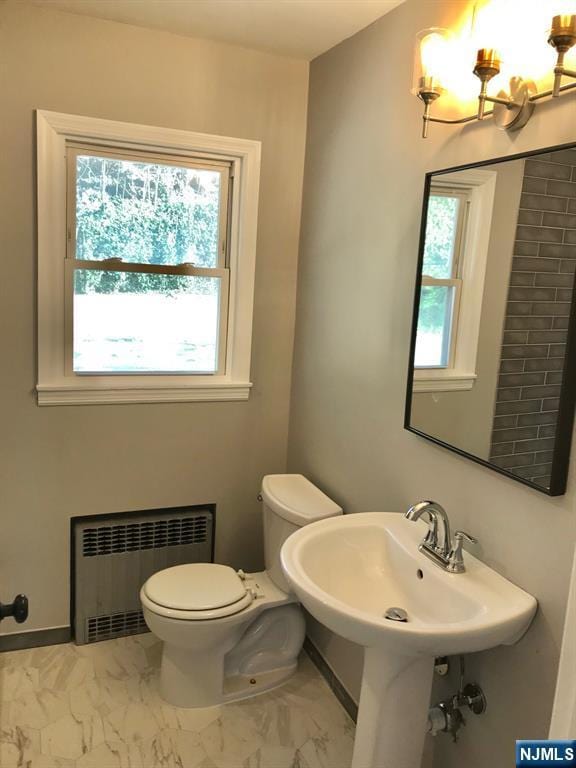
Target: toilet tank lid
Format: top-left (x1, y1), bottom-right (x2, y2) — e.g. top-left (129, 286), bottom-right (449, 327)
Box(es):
top-left (261, 474), bottom-right (342, 526)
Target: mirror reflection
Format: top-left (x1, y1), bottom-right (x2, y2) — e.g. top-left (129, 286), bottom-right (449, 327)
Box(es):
top-left (407, 147), bottom-right (576, 494)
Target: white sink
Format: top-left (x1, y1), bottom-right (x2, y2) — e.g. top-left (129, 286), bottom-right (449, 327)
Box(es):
top-left (281, 512), bottom-right (537, 768)
top-left (281, 511), bottom-right (536, 655)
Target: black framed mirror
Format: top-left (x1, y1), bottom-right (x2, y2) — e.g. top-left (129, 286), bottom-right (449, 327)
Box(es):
top-left (405, 143), bottom-right (576, 496)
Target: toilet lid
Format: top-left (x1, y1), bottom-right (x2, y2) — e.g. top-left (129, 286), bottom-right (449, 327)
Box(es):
top-left (143, 563), bottom-right (247, 611)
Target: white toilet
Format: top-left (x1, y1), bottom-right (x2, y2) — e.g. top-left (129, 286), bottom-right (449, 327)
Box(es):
top-left (140, 474), bottom-right (342, 708)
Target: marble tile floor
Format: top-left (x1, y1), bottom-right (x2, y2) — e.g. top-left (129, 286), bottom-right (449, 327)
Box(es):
top-left (0, 634), bottom-right (355, 768)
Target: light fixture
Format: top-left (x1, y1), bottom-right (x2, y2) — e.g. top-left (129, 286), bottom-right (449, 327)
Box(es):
top-left (415, 2), bottom-right (576, 138)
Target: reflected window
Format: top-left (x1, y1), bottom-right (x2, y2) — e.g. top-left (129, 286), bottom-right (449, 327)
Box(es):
top-left (415, 188), bottom-right (470, 369)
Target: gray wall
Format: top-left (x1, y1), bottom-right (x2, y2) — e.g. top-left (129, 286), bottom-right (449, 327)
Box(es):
top-left (490, 151), bottom-right (576, 487)
top-left (288, 1), bottom-right (576, 766)
top-left (0, 2), bottom-right (308, 634)
top-left (411, 159), bottom-right (523, 459)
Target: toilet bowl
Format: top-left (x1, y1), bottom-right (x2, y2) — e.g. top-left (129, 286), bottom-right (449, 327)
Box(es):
top-left (141, 474), bottom-right (342, 708)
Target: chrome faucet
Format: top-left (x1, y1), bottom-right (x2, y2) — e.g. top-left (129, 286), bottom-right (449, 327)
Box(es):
top-left (405, 501), bottom-right (477, 574)
top-left (406, 501), bottom-right (452, 558)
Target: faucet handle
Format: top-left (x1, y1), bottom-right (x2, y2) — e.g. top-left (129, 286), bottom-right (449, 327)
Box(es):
top-left (447, 531), bottom-right (478, 574)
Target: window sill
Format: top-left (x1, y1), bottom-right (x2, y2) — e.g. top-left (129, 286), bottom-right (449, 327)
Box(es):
top-left (36, 381), bottom-right (253, 406)
top-left (413, 372), bottom-right (476, 393)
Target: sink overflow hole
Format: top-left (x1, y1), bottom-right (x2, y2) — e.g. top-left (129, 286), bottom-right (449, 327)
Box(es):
top-left (417, 569), bottom-right (424, 579)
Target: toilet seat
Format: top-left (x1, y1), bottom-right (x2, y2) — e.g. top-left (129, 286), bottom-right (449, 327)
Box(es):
top-left (142, 563), bottom-right (254, 621)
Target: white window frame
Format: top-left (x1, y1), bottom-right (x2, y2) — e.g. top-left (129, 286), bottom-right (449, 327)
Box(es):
top-left (36, 110), bottom-right (261, 405)
top-left (414, 169), bottom-right (497, 393)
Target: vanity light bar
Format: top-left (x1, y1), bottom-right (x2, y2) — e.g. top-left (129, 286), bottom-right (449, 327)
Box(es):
top-left (416, 14), bottom-right (576, 138)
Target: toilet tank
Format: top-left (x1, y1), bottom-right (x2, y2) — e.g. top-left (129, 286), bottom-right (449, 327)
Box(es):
top-left (261, 474), bottom-right (342, 592)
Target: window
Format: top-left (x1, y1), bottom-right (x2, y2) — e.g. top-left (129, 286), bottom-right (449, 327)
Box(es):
top-left (413, 170), bottom-right (497, 393)
top-left (68, 146), bottom-right (230, 375)
top-left (415, 188), bottom-right (469, 369)
top-left (37, 112), bottom-right (261, 405)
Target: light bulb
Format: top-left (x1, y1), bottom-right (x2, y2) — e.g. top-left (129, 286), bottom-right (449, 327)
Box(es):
top-left (420, 32), bottom-right (448, 78)
top-left (471, 0), bottom-right (506, 60)
top-left (470, 1), bottom-right (557, 87)
top-left (412, 28), bottom-right (452, 97)
top-left (551, 1), bottom-right (576, 15)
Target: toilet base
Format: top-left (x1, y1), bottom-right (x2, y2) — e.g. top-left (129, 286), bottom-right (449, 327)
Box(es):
top-left (223, 662), bottom-right (297, 703)
top-left (158, 641), bottom-right (300, 709)
top-left (160, 642), bottom-right (230, 708)
top-left (146, 578), bottom-right (306, 709)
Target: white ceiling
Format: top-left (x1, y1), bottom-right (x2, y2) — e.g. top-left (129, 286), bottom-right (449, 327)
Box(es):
top-left (21, 0), bottom-right (405, 60)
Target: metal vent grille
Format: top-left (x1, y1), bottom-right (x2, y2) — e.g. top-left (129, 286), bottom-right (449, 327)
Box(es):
top-left (87, 610), bottom-right (147, 643)
top-left (73, 507), bottom-right (214, 645)
top-left (82, 516), bottom-right (209, 556)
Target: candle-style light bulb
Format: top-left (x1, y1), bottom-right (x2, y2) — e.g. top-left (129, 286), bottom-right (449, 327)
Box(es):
top-left (551, 0), bottom-right (576, 16)
top-left (412, 28), bottom-right (452, 137)
top-left (420, 32), bottom-right (447, 80)
top-left (412, 29), bottom-right (451, 98)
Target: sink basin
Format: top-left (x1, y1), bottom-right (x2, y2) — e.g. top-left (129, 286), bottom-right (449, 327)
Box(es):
top-left (281, 512), bottom-right (537, 768)
top-left (281, 511), bottom-right (536, 656)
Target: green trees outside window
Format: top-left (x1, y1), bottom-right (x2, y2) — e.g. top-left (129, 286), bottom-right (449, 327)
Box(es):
top-left (74, 155), bottom-right (221, 295)
top-left (415, 193), bottom-right (461, 368)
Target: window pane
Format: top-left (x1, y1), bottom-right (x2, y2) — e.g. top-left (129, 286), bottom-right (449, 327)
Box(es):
top-left (423, 195), bottom-right (460, 279)
top-left (75, 155), bottom-right (222, 268)
top-left (73, 270), bottom-right (221, 373)
top-left (414, 285), bottom-right (454, 368)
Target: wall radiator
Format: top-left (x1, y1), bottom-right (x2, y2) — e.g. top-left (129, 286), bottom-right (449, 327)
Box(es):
top-left (73, 506), bottom-right (214, 644)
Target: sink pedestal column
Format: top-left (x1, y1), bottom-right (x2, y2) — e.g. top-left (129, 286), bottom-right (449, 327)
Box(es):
top-left (351, 648), bottom-right (434, 768)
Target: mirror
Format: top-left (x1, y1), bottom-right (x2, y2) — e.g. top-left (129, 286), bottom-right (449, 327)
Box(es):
top-left (405, 144), bottom-right (576, 496)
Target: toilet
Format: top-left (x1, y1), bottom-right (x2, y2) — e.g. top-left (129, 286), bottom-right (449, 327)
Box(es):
top-left (140, 474), bottom-right (342, 708)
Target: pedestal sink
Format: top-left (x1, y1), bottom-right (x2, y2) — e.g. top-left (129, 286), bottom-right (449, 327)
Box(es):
top-left (280, 512), bottom-right (537, 768)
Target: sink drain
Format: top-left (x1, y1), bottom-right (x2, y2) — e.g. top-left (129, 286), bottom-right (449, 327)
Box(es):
top-left (384, 607), bottom-right (408, 622)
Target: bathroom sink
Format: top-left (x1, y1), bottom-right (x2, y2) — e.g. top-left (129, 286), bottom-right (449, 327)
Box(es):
top-left (281, 512), bottom-right (538, 768)
top-left (281, 512), bottom-right (536, 656)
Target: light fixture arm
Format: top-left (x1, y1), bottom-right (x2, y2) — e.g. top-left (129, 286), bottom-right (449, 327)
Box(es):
top-left (421, 101), bottom-right (431, 140)
top-left (477, 80), bottom-right (490, 120)
top-left (478, 88), bottom-right (522, 120)
top-left (419, 92), bottom-right (440, 139)
top-left (480, 93), bottom-right (521, 109)
top-left (553, 55), bottom-right (576, 97)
